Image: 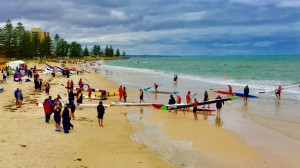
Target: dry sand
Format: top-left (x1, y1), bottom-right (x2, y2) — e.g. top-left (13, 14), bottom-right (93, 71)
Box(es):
top-left (0, 62), bottom-right (177, 168)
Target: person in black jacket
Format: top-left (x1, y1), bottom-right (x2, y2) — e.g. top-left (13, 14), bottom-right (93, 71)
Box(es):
top-left (216, 95), bottom-right (224, 115)
top-left (97, 101), bottom-right (105, 127)
top-left (61, 104), bottom-right (72, 133)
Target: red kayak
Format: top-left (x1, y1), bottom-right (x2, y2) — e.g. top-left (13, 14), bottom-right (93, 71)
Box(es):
top-left (210, 89), bottom-right (234, 95)
top-left (152, 104), bottom-right (164, 109)
top-left (197, 108), bottom-right (216, 113)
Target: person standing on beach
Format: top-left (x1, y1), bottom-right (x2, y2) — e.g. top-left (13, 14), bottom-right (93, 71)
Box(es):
top-left (139, 89), bottom-right (145, 103)
top-left (173, 75), bottom-right (178, 85)
top-left (76, 90), bottom-right (83, 104)
top-left (118, 85), bottom-right (123, 101)
top-left (275, 85), bottom-right (282, 98)
top-left (175, 94), bottom-right (182, 114)
top-left (87, 85), bottom-right (92, 102)
top-left (53, 105), bottom-right (61, 132)
top-left (97, 101), bottom-right (106, 127)
top-left (38, 79), bottom-right (43, 92)
top-left (2, 73), bottom-right (6, 84)
top-left (123, 87), bottom-right (127, 102)
top-left (216, 95), bottom-right (224, 115)
top-left (78, 78), bottom-right (84, 89)
top-left (43, 98), bottom-right (51, 123)
top-left (228, 85), bottom-right (233, 95)
top-left (154, 83), bottom-right (159, 92)
top-left (244, 85), bottom-right (249, 101)
top-left (192, 98), bottom-right (199, 120)
top-left (68, 90), bottom-right (75, 105)
top-left (61, 104), bottom-right (72, 133)
top-left (185, 91), bottom-right (191, 111)
top-left (202, 91), bottom-right (210, 109)
top-left (70, 80), bottom-right (74, 90)
top-left (45, 82), bottom-right (50, 95)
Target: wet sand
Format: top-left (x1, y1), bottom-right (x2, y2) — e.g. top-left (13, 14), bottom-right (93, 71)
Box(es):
top-left (89, 63), bottom-right (300, 168)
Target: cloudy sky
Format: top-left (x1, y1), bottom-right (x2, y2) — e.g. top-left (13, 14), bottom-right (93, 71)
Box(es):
top-left (0, 0), bottom-right (299, 56)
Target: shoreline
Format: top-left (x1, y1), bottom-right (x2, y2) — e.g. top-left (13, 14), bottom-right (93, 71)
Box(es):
top-left (86, 61), bottom-right (300, 168)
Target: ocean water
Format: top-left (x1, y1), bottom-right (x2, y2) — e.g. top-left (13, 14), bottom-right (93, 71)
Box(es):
top-left (82, 55), bottom-right (300, 167)
top-left (99, 55), bottom-right (300, 100)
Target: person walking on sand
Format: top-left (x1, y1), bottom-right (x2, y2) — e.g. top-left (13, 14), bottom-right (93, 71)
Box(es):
top-left (14, 88), bottom-right (19, 108)
top-left (123, 87), bottom-right (127, 102)
top-left (244, 85), bottom-right (249, 101)
top-left (97, 101), bottom-right (105, 127)
top-left (118, 85), bottom-right (123, 101)
top-left (275, 85), bottom-right (282, 98)
top-left (139, 89), bottom-right (145, 103)
top-left (216, 95), bottom-right (224, 115)
top-left (17, 89), bottom-right (23, 108)
top-left (192, 98), bottom-right (199, 120)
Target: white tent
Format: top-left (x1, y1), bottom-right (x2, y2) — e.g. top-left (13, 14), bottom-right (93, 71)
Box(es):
top-left (7, 60), bottom-right (26, 70)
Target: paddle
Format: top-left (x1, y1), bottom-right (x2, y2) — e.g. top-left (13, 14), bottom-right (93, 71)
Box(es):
top-left (143, 84), bottom-right (162, 91)
top-left (191, 93), bottom-right (197, 100)
top-left (57, 94), bottom-right (67, 105)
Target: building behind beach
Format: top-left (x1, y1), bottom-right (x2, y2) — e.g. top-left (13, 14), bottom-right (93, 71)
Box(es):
top-left (30, 28), bottom-right (49, 42)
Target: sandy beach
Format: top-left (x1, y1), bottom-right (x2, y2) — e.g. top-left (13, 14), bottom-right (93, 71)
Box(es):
top-left (0, 62), bottom-right (176, 168)
top-left (1, 61), bottom-right (300, 168)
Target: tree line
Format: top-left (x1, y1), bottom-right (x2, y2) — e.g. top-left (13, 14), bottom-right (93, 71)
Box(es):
top-left (0, 19), bottom-right (126, 60)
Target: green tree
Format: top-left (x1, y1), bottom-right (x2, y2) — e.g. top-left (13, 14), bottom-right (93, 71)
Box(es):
top-left (40, 35), bottom-right (52, 59)
top-left (69, 41), bottom-right (82, 58)
top-left (31, 33), bottom-right (41, 59)
top-left (20, 31), bottom-right (33, 59)
top-left (83, 46), bottom-right (89, 56)
top-left (122, 50), bottom-right (126, 57)
top-left (108, 45), bottom-right (114, 57)
top-left (0, 27), bottom-right (4, 56)
top-left (91, 45), bottom-right (101, 56)
top-left (115, 49), bottom-right (120, 57)
top-left (14, 22), bottom-right (26, 59)
top-left (53, 34), bottom-right (60, 56)
top-left (2, 19), bottom-right (16, 60)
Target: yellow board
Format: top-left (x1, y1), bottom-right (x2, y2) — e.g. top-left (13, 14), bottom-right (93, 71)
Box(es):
top-left (91, 92), bottom-right (119, 97)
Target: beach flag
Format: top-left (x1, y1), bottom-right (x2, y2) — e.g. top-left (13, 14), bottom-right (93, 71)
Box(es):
top-left (224, 64), bottom-right (226, 80)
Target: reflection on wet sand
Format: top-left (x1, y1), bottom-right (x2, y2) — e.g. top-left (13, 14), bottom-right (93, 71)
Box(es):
top-left (139, 107), bottom-right (144, 120)
top-left (215, 111), bottom-right (223, 127)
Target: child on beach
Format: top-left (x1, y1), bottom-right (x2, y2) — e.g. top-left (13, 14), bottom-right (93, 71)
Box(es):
top-left (139, 89), bottom-right (145, 103)
top-left (97, 101), bottom-right (105, 127)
